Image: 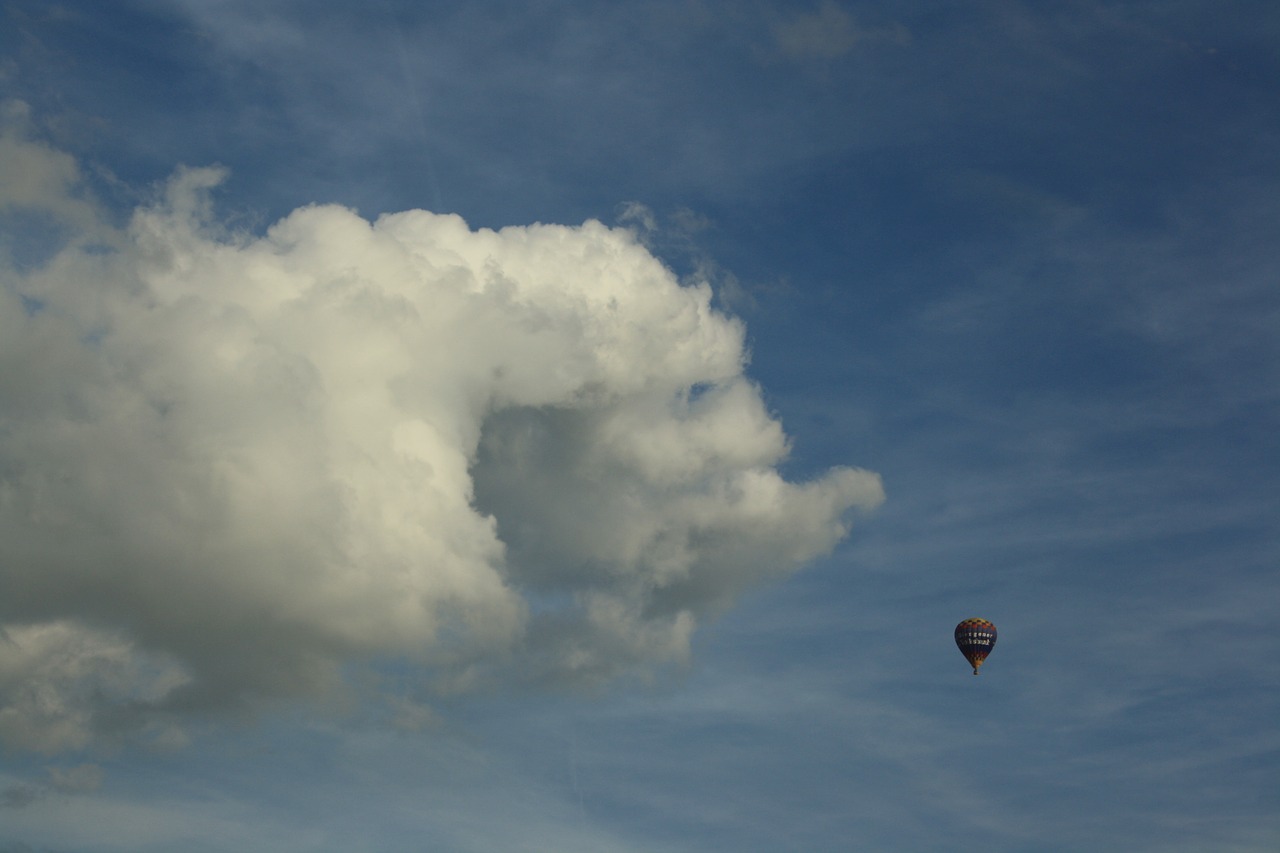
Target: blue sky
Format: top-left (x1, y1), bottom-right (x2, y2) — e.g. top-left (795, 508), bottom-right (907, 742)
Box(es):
top-left (2, 2), bottom-right (1278, 851)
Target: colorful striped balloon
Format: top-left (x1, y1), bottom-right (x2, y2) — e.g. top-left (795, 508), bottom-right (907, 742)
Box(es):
top-left (955, 618), bottom-right (997, 675)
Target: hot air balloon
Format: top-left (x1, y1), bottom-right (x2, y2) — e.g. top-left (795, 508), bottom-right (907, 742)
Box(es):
top-left (955, 618), bottom-right (997, 675)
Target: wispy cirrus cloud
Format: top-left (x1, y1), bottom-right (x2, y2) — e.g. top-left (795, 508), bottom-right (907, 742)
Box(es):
top-left (772, 2), bottom-right (909, 61)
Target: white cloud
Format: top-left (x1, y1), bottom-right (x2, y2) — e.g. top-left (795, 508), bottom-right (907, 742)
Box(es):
top-left (0, 102), bottom-right (102, 236)
top-left (0, 622), bottom-right (188, 754)
top-left (0, 132), bottom-right (883, 751)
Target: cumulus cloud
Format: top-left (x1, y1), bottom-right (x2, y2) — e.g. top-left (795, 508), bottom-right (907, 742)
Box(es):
top-left (0, 128), bottom-right (883, 751)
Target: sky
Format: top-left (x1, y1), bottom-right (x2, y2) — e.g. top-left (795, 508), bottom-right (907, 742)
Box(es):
top-left (0, 1), bottom-right (1277, 851)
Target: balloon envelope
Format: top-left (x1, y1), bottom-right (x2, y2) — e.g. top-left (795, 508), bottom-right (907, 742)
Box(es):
top-left (955, 618), bottom-right (997, 675)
